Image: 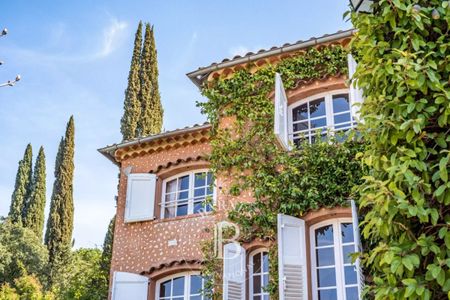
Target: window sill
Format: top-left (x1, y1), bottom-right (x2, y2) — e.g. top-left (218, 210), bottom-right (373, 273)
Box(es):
top-left (153, 211), bottom-right (215, 224)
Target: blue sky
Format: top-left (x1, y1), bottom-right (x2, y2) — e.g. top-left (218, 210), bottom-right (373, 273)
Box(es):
top-left (0, 0), bottom-right (352, 248)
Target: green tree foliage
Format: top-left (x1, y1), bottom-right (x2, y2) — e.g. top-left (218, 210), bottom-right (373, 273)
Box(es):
top-left (138, 23), bottom-right (163, 136)
top-left (120, 21), bottom-right (143, 141)
top-left (45, 116), bottom-right (75, 286)
top-left (351, 1), bottom-right (450, 298)
top-left (8, 144), bottom-right (33, 225)
top-left (23, 146), bottom-right (47, 240)
top-left (0, 220), bottom-right (49, 286)
top-left (0, 275), bottom-right (54, 300)
top-left (100, 215), bottom-right (115, 279)
top-left (56, 248), bottom-right (107, 300)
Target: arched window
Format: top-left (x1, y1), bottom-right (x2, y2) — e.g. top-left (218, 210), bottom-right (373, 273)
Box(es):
top-left (161, 170), bottom-right (214, 219)
top-left (156, 272), bottom-right (210, 300)
top-left (310, 218), bottom-right (361, 300)
top-left (289, 90), bottom-right (356, 145)
top-left (249, 249), bottom-right (270, 300)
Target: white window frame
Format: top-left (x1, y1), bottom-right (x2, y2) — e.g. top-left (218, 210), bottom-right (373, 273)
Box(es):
top-left (288, 89), bottom-right (355, 144)
top-left (310, 218), bottom-right (361, 300)
top-left (160, 169), bottom-right (216, 219)
top-left (155, 271), bottom-right (209, 300)
top-left (249, 248), bottom-right (270, 300)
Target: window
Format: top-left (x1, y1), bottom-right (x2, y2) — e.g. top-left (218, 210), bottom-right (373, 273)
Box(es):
top-left (157, 273), bottom-right (210, 300)
top-left (161, 170), bottom-right (214, 219)
top-left (310, 219), bottom-right (361, 300)
top-left (289, 90), bottom-right (356, 145)
top-left (250, 250), bottom-right (270, 300)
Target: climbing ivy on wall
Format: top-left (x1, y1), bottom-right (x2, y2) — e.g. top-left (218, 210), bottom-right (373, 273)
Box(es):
top-left (351, 0), bottom-right (450, 299)
top-left (197, 45), bottom-right (366, 299)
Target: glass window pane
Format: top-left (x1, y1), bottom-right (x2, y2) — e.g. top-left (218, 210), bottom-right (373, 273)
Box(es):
top-left (263, 295), bottom-right (269, 300)
top-left (318, 289), bottom-right (337, 300)
top-left (190, 296), bottom-right (201, 300)
top-left (177, 204), bottom-right (188, 217)
top-left (333, 94), bottom-right (350, 113)
top-left (253, 275), bottom-right (261, 293)
top-left (179, 175), bottom-right (190, 190)
top-left (194, 172), bottom-right (206, 187)
top-left (194, 188), bottom-right (205, 197)
top-left (166, 179), bottom-right (177, 193)
top-left (343, 245), bottom-right (355, 264)
top-left (193, 202), bottom-right (204, 214)
top-left (207, 172), bottom-right (213, 184)
top-left (346, 287), bottom-right (359, 300)
top-left (309, 98), bottom-right (326, 118)
top-left (316, 247), bottom-right (335, 267)
top-left (165, 193), bottom-right (176, 203)
top-left (334, 113), bottom-right (351, 125)
top-left (172, 277), bottom-right (185, 296)
top-left (317, 267), bottom-right (336, 287)
top-left (293, 104), bottom-right (308, 122)
top-left (190, 275), bottom-right (202, 294)
top-left (253, 253), bottom-right (261, 273)
top-left (160, 279), bottom-right (171, 298)
top-left (344, 266), bottom-right (358, 285)
top-left (253, 297), bottom-right (260, 300)
top-left (293, 121), bottom-right (309, 133)
top-left (315, 225), bottom-right (334, 246)
top-left (164, 206), bottom-right (176, 218)
top-left (178, 191), bottom-right (189, 200)
top-left (263, 274), bottom-right (269, 288)
top-left (262, 252), bottom-right (269, 273)
top-left (311, 117), bottom-right (327, 129)
top-left (341, 223), bottom-right (354, 244)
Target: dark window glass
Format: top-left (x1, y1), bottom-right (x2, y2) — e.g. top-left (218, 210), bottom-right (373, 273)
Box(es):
top-left (316, 247), bottom-right (335, 267)
top-left (178, 191), bottom-right (189, 200)
top-left (179, 175), bottom-right (189, 190)
top-left (164, 206), bottom-right (175, 219)
top-left (172, 277), bottom-right (185, 296)
top-left (317, 267), bottom-right (336, 287)
top-left (253, 253), bottom-right (261, 273)
top-left (332, 94), bottom-right (350, 113)
top-left (293, 104), bottom-right (308, 121)
top-left (293, 121), bottom-right (308, 132)
top-left (177, 204), bottom-right (188, 217)
top-left (342, 245), bottom-right (355, 264)
top-left (315, 225), bottom-right (334, 246)
top-left (160, 279), bottom-right (171, 298)
top-left (194, 188), bottom-right (205, 197)
top-left (310, 117), bottom-right (327, 129)
top-left (194, 172), bottom-right (206, 187)
top-left (253, 274), bottom-right (261, 293)
top-left (318, 289), bottom-right (338, 300)
top-left (341, 223), bottom-right (354, 244)
top-left (344, 266), bottom-right (357, 285)
top-left (334, 113), bottom-right (351, 125)
top-left (190, 275), bottom-right (202, 294)
top-left (262, 253), bottom-right (269, 273)
top-left (346, 287), bottom-right (359, 300)
top-left (309, 98), bottom-right (326, 118)
top-left (166, 179), bottom-right (177, 193)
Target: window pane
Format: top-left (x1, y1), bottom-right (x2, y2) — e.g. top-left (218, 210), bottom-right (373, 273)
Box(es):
top-left (341, 223), bottom-right (354, 244)
top-left (253, 253), bottom-right (261, 273)
top-left (263, 274), bottom-right (269, 288)
top-left (194, 172), bottom-right (206, 187)
top-left (315, 225), bottom-right (334, 246)
top-left (263, 295), bottom-right (269, 300)
top-left (207, 172), bottom-right (213, 184)
top-left (293, 104), bottom-right (308, 122)
top-left (318, 289), bottom-right (338, 300)
top-left (293, 121), bottom-right (308, 133)
top-left (172, 277), bottom-right (185, 296)
top-left (178, 191), bottom-right (189, 200)
top-left (179, 175), bottom-right (190, 190)
top-left (194, 188), bottom-right (205, 197)
top-left (316, 247), bottom-right (335, 266)
top-left (190, 296), bottom-right (201, 300)
top-left (177, 204), bottom-right (188, 217)
top-left (165, 193), bottom-right (176, 203)
top-left (164, 206), bottom-right (176, 218)
top-left (190, 275), bottom-right (202, 294)
top-left (317, 268), bottom-right (336, 287)
top-left (253, 297), bottom-right (261, 300)
top-left (311, 117), bottom-right (327, 129)
top-left (346, 287), bottom-right (359, 300)
top-left (262, 252), bottom-right (269, 273)
top-left (343, 245), bottom-right (355, 264)
top-left (334, 113), bottom-right (351, 125)
top-left (253, 275), bottom-right (261, 293)
top-left (160, 279), bottom-right (171, 298)
top-left (166, 179), bottom-right (177, 193)
top-left (309, 98), bottom-right (326, 118)
top-left (344, 266), bottom-right (358, 285)
top-left (332, 94), bottom-right (350, 113)
top-left (193, 202), bottom-right (204, 214)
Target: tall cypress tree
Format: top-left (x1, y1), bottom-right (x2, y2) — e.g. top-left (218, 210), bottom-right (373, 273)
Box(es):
top-left (138, 23), bottom-right (163, 136)
top-left (120, 22), bottom-right (143, 141)
top-left (45, 116), bottom-right (75, 281)
top-left (100, 215), bottom-right (115, 278)
top-left (23, 146), bottom-right (46, 239)
top-left (8, 144), bottom-right (33, 225)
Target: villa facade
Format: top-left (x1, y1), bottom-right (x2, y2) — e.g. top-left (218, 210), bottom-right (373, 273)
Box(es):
top-left (99, 29), bottom-right (364, 300)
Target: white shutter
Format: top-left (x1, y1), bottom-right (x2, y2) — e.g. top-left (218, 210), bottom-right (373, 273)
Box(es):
top-left (124, 173), bottom-right (156, 223)
top-left (112, 271), bottom-right (148, 300)
top-left (347, 54), bottom-right (364, 122)
top-left (223, 243), bottom-right (246, 300)
top-left (351, 200), bottom-right (364, 299)
top-left (277, 214), bottom-right (308, 300)
top-left (274, 73), bottom-right (291, 151)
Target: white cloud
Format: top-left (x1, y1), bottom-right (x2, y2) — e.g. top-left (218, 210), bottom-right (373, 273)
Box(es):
top-left (97, 18), bottom-right (128, 58)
